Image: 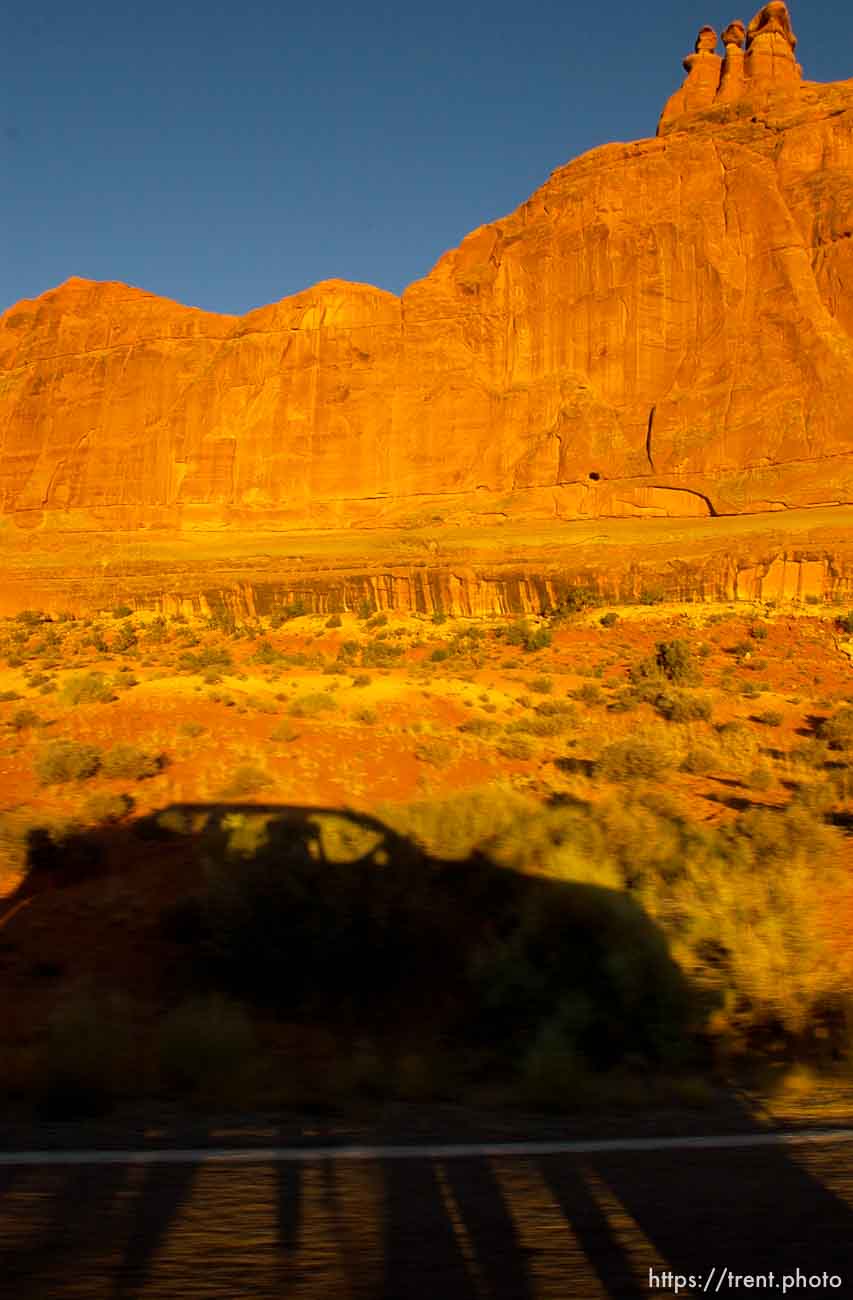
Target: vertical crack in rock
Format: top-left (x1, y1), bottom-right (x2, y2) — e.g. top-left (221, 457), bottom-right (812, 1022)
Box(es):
top-left (646, 406), bottom-right (657, 472)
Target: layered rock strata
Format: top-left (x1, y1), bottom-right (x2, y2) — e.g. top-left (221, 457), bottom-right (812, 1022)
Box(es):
top-left (1, 3), bottom-right (852, 531)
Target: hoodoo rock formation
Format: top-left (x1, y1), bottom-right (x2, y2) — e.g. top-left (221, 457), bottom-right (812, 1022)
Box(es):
top-left (1, 2), bottom-right (852, 534)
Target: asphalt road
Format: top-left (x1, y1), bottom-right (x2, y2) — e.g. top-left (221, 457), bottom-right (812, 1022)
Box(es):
top-left (2, 1130), bottom-right (853, 1299)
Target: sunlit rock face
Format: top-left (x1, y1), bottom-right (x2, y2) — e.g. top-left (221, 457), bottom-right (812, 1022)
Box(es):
top-left (1, 1), bottom-right (853, 532)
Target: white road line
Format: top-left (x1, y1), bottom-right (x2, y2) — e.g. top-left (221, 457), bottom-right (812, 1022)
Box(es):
top-left (1, 1128), bottom-right (853, 1167)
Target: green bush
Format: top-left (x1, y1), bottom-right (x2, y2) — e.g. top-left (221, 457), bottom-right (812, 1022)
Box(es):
top-left (178, 721), bottom-right (206, 738)
top-left (325, 613), bottom-right (343, 628)
top-left (653, 690), bottom-right (712, 723)
top-left (178, 645), bottom-right (233, 675)
top-left (269, 720), bottom-right (300, 743)
top-left (288, 692), bottom-right (337, 717)
top-left (819, 706), bottom-right (853, 751)
top-left (81, 791), bottom-right (135, 823)
top-left (414, 737), bottom-right (456, 766)
top-left (497, 734), bottom-right (534, 761)
top-left (250, 639), bottom-right (283, 665)
top-left (37, 989), bottom-right (131, 1118)
top-left (655, 640), bottom-right (702, 686)
top-left (600, 612), bottom-right (619, 627)
top-left (112, 625), bottom-right (137, 652)
top-left (220, 764), bottom-right (273, 797)
top-left (157, 995), bottom-right (255, 1093)
top-left (58, 672), bottom-right (116, 707)
top-left (362, 640), bottom-right (404, 667)
top-left (35, 740), bottom-right (102, 785)
top-left (458, 717), bottom-right (502, 738)
top-left (8, 706), bottom-right (41, 731)
top-left (270, 599), bottom-right (308, 626)
top-left (101, 744), bottom-right (163, 780)
top-left (598, 731), bottom-right (678, 781)
top-left (754, 710), bottom-right (783, 728)
top-left (681, 743), bottom-right (719, 775)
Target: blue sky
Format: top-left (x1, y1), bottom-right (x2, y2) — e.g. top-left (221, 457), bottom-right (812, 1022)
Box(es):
top-left (2, 1), bottom-right (850, 315)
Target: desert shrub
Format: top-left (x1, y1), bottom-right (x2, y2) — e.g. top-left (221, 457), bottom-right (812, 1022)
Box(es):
top-left (535, 699), bottom-right (577, 721)
top-left (458, 717), bottom-right (501, 738)
top-left (269, 720), bottom-right (300, 743)
top-left (716, 721), bottom-right (760, 771)
top-left (429, 646), bottom-right (450, 663)
top-left (220, 764), bottom-right (273, 798)
top-left (598, 729), bottom-right (678, 781)
top-left (178, 644), bottom-right (233, 675)
top-left (81, 791), bottom-right (135, 824)
top-left (58, 672), bottom-right (115, 706)
top-left (37, 989), bottom-right (132, 1118)
top-left (270, 599), bottom-right (308, 626)
top-left (638, 587), bottom-right (666, 605)
top-left (754, 709), bottom-right (783, 727)
top-left (366, 613), bottom-right (388, 629)
top-left (414, 737), bottom-right (456, 765)
top-left (379, 788), bottom-right (535, 861)
top-left (749, 622), bottom-right (769, 640)
top-left (8, 706), bottom-right (40, 731)
top-left (507, 715), bottom-right (565, 738)
top-left (244, 694), bottom-right (278, 714)
top-left (351, 706), bottom-right (378, 725)
top-left (112, 624), bottom-right (137, 652)
top-left (519, 1019), bottom-right (591, 1108)
top-left (571, 682), bottom-right (605, 706)
top-left (14, 609), bottom-right (45, 627)
top-left (288, 692), bottom-right (337, 717)
top-left (157, 995), bottom-right (255, 1094)
top-left (600, 611), bottom-right (619, 627)
top-left (644, 806), bottom-right (853, 1053)
top-left (35, 740), bottom-right (102, 784)
top-left (744, 763), bottom-right (774, 791)
top-left (681, 743), bottom-right (720, 775)
top-left (835, 611), bottom-right (853, 635)
top-left (362, 640), bottom-right (404, 667)
top-left (471, 875), bottom-right (690, 1067)
top-left (0, 690), bottom-right (22, 703)
top-left (325, 613), bottom-right (343, 629)
top-left (112, 604), bottom-right (133, 619)
top-left (819, 706), bottom-right (853, 751)
top-left (653, 689), bottom-right (712, 723)
top-left (101, 744), bottom-right (163, 780)
top-left (497, 734), bottom-right (534, 761)
top-left (431, 611), bottom-right (447, 624)
top-left (178, 721), bottom-right (206, 738)
top-left (250, 639), bottom-right (282, 665)
top-left (655, 640), bottom-right (701, 686)
top-left (525, 625), bottom-right (552, 652)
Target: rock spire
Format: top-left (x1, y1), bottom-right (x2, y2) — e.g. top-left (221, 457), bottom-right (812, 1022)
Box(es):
top-left (659, 2), bottom-right (801, 132)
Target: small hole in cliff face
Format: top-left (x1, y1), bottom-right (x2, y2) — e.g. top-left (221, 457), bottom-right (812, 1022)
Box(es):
top-left (588, 471), bottom-right (601, 482)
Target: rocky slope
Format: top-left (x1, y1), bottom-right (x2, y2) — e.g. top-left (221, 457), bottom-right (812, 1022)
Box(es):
top-left (1, 3), bottom-right (852, 533)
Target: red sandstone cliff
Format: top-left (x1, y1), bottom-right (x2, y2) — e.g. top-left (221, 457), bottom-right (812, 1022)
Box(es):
top-left (2, 3), bottom-right (852, 532)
